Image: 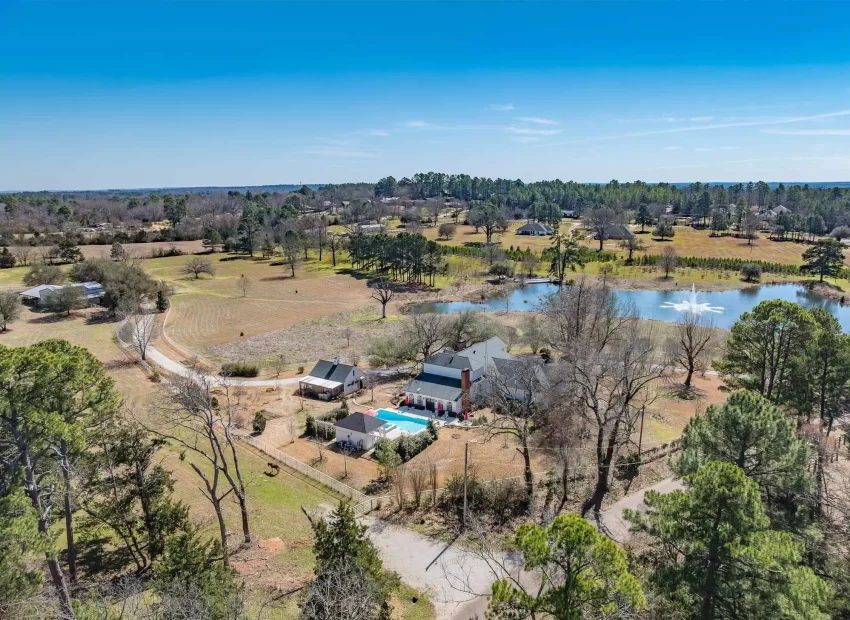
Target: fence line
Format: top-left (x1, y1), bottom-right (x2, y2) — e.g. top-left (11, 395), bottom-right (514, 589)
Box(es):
top-left (237, 434), bottom-right (370, 504)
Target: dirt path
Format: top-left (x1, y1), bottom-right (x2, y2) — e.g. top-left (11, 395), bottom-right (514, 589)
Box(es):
top-left (596, 477), bottom-right (683, 542)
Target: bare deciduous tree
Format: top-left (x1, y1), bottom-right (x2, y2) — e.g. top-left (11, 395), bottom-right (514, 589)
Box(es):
top-left (480, 358), bottom-right (548, 498)
top-left (667, 312), bottom-right (716, 389)
top-left (180, 257), bottom-right (216, 279)
top-left (543, 278), bottom-right (665, 517)
top-left (12, 245), bottom-right (33, 266)
top-left (119, 309), bottom-right (160, 361)
top-left (146, 373), bottom-right (254, 565)
top-left (369, 278), bottom-right (395, 319)
top-left (302, 560), bottom-right (388, 620)
top-left (270, 352), bottom-right (287, 377)
top-left (327, 232), bottom-right (346, 267)
top-left (237, 274), bottom-right (252, 298)
top-left (392, 463), bottom-right (407, 509)
top-left (409, 466), bottom-right (427, 508)
top-left (658, 246), bottom-right (677, 278)
top-left (404, 312), bottom-right (450, 361)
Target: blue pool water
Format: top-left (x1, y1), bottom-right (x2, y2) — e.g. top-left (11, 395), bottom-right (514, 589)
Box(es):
top-left (375, 409), bottom-right (430, 434)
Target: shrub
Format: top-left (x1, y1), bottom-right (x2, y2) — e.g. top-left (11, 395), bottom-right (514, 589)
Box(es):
top-left (149, 246), bottom-right (184, 258)
top-left (252, 411), bottom-right (267, 434)
top-left (305, 414), bottom-right (316, 436)
top-left (220, 361), bottom-right (259, 377)
top-left (488, 262), bottom-right (515, 277)
top-left (741, 263), bottom-right (762, 282)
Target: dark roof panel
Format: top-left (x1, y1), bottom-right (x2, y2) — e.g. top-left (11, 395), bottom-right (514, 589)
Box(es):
top-left (403, 373), bottom-right (464, 401)
top-left (309, 360), bottom-right (356, 383)
top-left (335, 412), bottom-right (386, 434)
top-left (423, 352), bottom-right (473, 370)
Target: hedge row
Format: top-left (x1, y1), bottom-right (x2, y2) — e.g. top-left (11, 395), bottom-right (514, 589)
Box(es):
top-left (220, 362), bottom-right (260, 377)
top-left (633, 254), bottom-right (843, 277)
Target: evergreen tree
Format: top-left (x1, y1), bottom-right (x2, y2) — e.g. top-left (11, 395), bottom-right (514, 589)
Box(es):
top-left (674, 391), bottom-right (811, 511)
top-left (714, 300), bottom-right (816, 404)
top-left (302, 501), bottom-right (396, 620)
top-left (627, 462), bottom-right (830, 620)
top-left (489, 514), bottom-right (644, 619)
top-left (801, 238), bottom-right (845, 282)
top-left (635, 203), bottom-right (654, 233)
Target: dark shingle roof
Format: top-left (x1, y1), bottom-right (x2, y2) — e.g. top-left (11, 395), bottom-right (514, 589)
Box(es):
top-left (490, 357), bottom-right (547, 392)
top-left (596, 224), bottom-right (634, 240)
top-left (423, 352), bottom-right (473, 370)
top-left (335, 412), bottom-right (386, 434)
top-left (403, 373), bottom-right (464, 401)
top-left (516, 222), bottom-right (554, 234)
top-left (309, 360), bottom-right (355, 383)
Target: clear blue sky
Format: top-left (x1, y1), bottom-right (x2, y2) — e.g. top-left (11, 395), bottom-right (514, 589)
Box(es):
top-left (3, 1), bottom-right (850, 190)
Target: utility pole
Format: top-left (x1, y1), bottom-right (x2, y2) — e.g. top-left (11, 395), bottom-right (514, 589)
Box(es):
top-left (463, 440), bottom-right (469, 531)
top-left (637, 406), bottom-right (646, 455)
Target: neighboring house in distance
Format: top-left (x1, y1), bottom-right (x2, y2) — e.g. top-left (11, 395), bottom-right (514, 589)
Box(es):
top-left (354, 220), bottom-right (387, 234)
top-left (516, 222), bottom-right (554, 236)
top-left (562, 209), bottom-right (577, 218)
top-left (20, 281), bottom-right (105, 307)
top-left (594, 224), bottom-right (635, 241)
top-left (299, 357), bottom-right (363, 401)
top-left (334, 412), bottom-right (386, 451)
top-left (403, 337), bottom-right (522, 415)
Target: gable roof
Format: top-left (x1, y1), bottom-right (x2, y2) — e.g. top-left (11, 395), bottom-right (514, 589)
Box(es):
top-left (335, 412), bottom-right (386, 434)
top-left (424, 351), bottom-right (474, 370)
top-left (403, 373), bottom-right (464, 402)
top-left (596, 224), bottom-right (634, 239)
top-left (20, 284), bottom-right (61, 298)
top-left (516, 222), bottom-right (554, 234)
top-left (489, 357), bottom-right (548, 392)
top-left (309, 359), bottom-right (356, 383)
top-left (457, 337), bottom-right (513, 365)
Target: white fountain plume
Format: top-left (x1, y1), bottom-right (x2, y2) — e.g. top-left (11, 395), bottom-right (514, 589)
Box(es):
top-left (660, 284), bottom-right (725, 315)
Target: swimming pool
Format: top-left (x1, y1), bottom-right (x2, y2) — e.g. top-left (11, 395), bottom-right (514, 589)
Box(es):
top-left (375, 409), bottom-right (430, 434)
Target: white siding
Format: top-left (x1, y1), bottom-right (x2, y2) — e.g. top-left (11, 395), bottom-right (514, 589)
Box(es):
top-left (335, 428), bottom-right (378, 451)
top-left (421, 363), bottom-right (462, 379)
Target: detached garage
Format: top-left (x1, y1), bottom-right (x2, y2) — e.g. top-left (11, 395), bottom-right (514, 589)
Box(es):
top-left (334, 412), bottom-right (386, 451)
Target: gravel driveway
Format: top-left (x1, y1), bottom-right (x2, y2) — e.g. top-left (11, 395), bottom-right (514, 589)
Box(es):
top-left (364, 517), bottom-right (517, 620)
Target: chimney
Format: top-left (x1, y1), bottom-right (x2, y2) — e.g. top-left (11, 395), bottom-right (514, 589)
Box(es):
top-left (461, 369), bottom-right (471, 413)
top-left (455, 339), bottom-right (467, 352)
top-left (333, 356), bottom-right (340, 365)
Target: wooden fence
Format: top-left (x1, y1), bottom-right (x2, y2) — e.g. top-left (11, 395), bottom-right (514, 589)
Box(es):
top-left (638, 438), bottom-right (683, 464)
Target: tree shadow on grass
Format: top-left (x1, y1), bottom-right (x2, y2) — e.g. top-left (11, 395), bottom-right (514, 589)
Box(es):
top-left (27, 313), bottom-right (78, 325)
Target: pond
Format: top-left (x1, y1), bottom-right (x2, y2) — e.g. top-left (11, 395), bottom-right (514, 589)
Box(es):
top-left (410, 282), bottom-right (850, 331)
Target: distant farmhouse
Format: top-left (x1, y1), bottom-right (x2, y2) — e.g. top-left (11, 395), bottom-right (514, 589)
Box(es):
top-left (299, 358), bottom-right (363, 401)
top-left (516, 222), bottom-right (554, 236)
top-left (19, 281), bottom-right (105, 307)
top-left (594, 224), bottom-right (635, 241)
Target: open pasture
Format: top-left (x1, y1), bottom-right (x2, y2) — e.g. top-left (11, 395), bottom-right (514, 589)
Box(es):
top-left (150, 253), bottom-right (375, 351)
top-left (415, 218), bottom-right (828, 265)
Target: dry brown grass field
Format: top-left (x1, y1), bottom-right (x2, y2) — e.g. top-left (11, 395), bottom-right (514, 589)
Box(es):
top-left (416, 217), bottom-right (835, 265)
top-left (79, 239), bottom-right (205, 259)
top-left (145, 253), bottom-right (375, 351)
